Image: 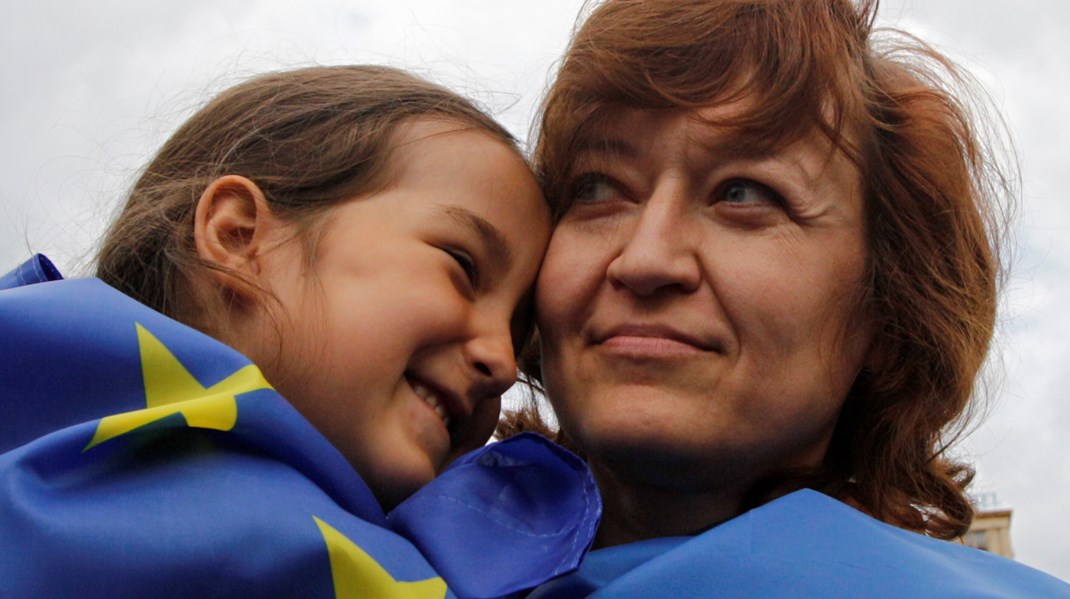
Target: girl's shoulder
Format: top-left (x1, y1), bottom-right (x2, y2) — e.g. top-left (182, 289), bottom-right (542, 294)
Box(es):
top-left (0, 255), bottom-right (601, 598)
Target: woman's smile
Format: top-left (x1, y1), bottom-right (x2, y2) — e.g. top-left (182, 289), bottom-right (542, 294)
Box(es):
top-left (594, 322), bottom-right (718, 358)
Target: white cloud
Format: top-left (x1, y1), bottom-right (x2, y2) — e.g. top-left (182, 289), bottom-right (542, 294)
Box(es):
top-left (3, 0), bottom-right (1068, 583)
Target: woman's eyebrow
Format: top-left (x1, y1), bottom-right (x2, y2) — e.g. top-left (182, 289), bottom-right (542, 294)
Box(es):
top-left (574, 137), bottom-right (639, 160)
top-left (578, 130), bottom-right (775, 164)
top-left (440, 205), bottom-right (511, 269)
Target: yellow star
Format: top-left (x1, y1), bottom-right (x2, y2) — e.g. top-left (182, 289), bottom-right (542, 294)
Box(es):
top-left (314, 516), bottom-right (447, 599)
top-left (85, 323), bottom-right (272, 450)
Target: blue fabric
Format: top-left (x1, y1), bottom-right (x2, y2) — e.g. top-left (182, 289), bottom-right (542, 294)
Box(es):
top-left (529, 489), bottom-right (1070, 598)
top-left (0, 256), bottom-right (600, 598)
top-left (0, 253), bottom-right (62, 290)
top-left (392, 434), bottom-right (601, 595)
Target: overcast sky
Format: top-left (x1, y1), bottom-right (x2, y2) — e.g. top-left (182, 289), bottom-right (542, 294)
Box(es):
top-left (2, 0), bottom-right (1067, 583)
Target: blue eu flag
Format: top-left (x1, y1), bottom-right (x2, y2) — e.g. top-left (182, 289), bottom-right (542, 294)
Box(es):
top-left (1, 255), bottom-right (599, 598)
top-left (527, 489), bottom-right (1070, 597)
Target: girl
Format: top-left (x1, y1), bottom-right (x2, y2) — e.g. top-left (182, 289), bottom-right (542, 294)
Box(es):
top-left (0, 65), bottom-right (598, 598)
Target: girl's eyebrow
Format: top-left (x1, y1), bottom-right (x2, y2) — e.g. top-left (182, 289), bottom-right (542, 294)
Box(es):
top-left (439, 205), bottom-right (511, 269)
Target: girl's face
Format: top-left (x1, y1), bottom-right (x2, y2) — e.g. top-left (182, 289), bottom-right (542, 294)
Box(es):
top-left (246, 119), bottom-right (550, 509)
top-left (536, 105), bottom-right (872, 497)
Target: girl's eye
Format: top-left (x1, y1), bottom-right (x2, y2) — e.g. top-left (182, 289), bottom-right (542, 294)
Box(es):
top-left (715, 178), bottom-right (783, 206)
top-left (445, 248), bottom-right (479, 288)
top-left (571, 173), bottom-right (619, 204)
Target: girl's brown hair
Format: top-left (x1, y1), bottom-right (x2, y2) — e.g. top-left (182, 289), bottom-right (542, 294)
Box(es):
top-left (518, 0), bottom-right (1015, 539)
top-left (97, 65), bottom-right (516, 335)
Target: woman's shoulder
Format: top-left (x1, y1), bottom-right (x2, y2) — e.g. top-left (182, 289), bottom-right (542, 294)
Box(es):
top-left (728, 489), bottom-right (1068, 596)
top-left (531, 489), bottom-right (1069, 598)
top-left (659, 489), bottom-right (1070, 597)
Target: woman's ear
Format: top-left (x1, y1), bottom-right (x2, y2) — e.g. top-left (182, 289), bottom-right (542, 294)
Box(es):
top-left (193, 174), bottom-right (278, 301)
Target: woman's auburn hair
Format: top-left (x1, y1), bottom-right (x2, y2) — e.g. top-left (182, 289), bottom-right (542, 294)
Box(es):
top-left (96, 65), bottom-right (517, 337)
top-left (514, 0), bottom-right (1016, 539)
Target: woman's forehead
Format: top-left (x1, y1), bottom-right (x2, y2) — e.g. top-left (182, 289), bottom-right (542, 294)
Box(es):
top-left (572, 101), bottom-right (854, 170)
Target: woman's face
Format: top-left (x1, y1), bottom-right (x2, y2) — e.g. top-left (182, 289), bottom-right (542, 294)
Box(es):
top-left (536, 105), bottom-right (873, 491)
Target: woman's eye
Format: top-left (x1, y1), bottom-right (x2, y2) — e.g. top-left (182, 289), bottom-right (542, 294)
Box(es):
top-left (445, 248), bottom-right (479, 288)
top-left (571, 173), bottom-right (618, 203)
top-left (716, 179), bottom-right (782, 206)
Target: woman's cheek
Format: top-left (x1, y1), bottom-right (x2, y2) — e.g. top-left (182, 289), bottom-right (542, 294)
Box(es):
top-left (545, 225), bottom-right (609, 292)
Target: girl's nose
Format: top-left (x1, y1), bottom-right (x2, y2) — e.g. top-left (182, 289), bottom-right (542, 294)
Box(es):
top-left (465, 330), bottom-right (518, 400)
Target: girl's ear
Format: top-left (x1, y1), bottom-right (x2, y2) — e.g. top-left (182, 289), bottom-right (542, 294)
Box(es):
top-left (193, 175), bottom-right (279, 300)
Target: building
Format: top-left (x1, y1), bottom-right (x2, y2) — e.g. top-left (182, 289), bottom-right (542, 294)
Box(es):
top-left (961, 491), bottom-right (1014, 558)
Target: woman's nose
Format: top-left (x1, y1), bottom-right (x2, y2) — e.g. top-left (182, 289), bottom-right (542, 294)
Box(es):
top-left (606, 192), bottom-right (701, 296)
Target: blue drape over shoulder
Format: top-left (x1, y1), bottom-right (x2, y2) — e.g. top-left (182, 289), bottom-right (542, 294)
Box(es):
top-left (529, 489), bottom-right (1069, 598)
top-left (0, 255), bottom-right (600, 598)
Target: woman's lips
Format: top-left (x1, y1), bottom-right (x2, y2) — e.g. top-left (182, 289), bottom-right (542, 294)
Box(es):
top-left (594, 324), bottom-right (719, 357)
top-left (601, 335), bottom-right (705, 355)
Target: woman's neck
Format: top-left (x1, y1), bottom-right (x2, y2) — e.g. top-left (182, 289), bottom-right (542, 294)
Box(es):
top-left (591, 461), bottom-right (745, 548)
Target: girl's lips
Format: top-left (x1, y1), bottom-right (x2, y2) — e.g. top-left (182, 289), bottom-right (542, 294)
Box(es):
top-left (410, 380), bottom-right (450, 428)
top-left (404, 372), bottom-right (471, 436)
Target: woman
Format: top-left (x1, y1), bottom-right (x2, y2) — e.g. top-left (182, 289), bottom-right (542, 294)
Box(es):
top-left (514, 0), bottom-right (1070, 595)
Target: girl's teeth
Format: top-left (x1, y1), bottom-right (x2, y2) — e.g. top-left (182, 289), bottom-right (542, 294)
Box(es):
top-left (436, 405), bottom-right (450, 427)
top-left (411, 381), bottom-right (450, 427)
